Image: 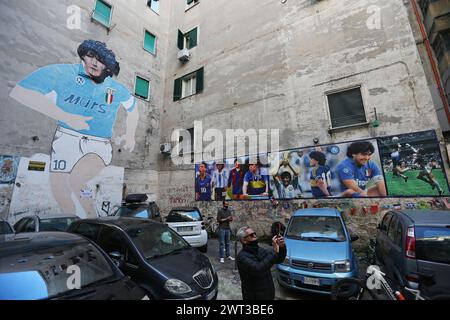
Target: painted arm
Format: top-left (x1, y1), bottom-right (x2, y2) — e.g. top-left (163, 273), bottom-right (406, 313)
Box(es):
top-left (243, 181), bottom-right (248, 195)
top-left (375, 180), bottom-right (387, 197)
top-left (121, 103), bottom-right (139, 152)
top-left (341, 179), bottom-right (367, 196)
top-left (9, 85), bottom-right (92, 130)
top-left (317, 179), bottom-right (330, 197)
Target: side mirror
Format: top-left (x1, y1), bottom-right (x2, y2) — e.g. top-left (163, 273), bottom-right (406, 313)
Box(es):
top-left (350, 235), bottom-right (359, 242)
top-left (109, 251), bottom-right (124, 268)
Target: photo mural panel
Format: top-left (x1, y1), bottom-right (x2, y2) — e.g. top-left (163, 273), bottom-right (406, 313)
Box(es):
top-left (194, 130), bottom-right (449, 200)
top-left (268, 139), bottom-right (384, 199)
top-left (377, 130), bottom-right (450, 197)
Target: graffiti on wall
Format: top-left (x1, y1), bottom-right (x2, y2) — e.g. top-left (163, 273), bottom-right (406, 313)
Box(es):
top-left (194, 130), bottom-right (450, 201)
top-left (8, 40), bottom-right (139, 218)
top-left (0, 156), bottom-right (20, 184)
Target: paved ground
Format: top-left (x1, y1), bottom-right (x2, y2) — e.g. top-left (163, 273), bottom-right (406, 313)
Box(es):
top-left (206, 238), bottom-right (330, 300)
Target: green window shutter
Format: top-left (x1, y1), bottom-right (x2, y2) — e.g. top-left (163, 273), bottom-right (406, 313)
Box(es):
top-left (188, 28), bottom-right (197, 49)
top-left (187, 0), bottom-right (194, 4)
top-left (93, 0), bottom-right (112, 27)
top-left (196, 68), bottom-right (204, 93)
top-left (144, 31), bottom-right (156, 54)
top-left (135, 76), bottom-right (150, 100)
top-left (177, 30), bottom-right (184, 50)
top-left (174, 78), bottom-right (182, 101)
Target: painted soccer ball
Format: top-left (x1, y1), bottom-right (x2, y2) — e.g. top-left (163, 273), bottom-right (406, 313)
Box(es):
top-left (392, 136), bottom-right (399, 142)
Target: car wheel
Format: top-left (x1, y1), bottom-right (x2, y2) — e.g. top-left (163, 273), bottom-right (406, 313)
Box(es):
top-left (199, 244), bottom-right (208, 253)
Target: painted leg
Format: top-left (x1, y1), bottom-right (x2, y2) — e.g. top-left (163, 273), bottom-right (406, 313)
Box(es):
top-left (50, 172), bottom-right (76, 214)
top-left (69, 154), bottom-right (105, 218)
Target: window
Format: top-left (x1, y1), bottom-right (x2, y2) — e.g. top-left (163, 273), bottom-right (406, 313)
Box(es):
top-left (147, 0), bottom-right (160, 14)
top-left (327, 87), bottom-right (367, 129)
top-left (380, 213), bottom-right (393, 232)
top-left (177, 28), bottom-right (198, 50)
top-left (135, 76), bottom-right (150, 100)
top-left (432, 30), bottom-right (450, 62)
top-left (387, 216), bottom-right (398, 243)
top-left (92, 0), bottom-right (112, 28)
top-left (74, 223), bottom-right (101, 241)
top-left (144, 30), bottom-right (156, 55)
top-left (186, 0), bottom-right (199, 10)
top-left (173, 68), bottom-right (204, 101)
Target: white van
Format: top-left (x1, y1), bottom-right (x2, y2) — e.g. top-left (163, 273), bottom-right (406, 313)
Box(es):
top-left (165, 207), bottom-right (208, 253)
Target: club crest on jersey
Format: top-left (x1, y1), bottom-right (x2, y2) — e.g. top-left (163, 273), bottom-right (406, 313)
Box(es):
top-left (105, 88), bottom-right (115, 105)
top-left (76, 76), bottom-right (85, 86)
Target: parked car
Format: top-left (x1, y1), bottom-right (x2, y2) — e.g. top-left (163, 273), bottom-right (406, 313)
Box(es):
top-left (68, 217), bottom-right (218, 300)
top-left (165, 207), bottom-right (208, 253)
top-left (114, 194), bottom-right (162, 222)
top-left (375, 210), bottom-right (450, 298)
top-left (0, 232), bottom-right (146, 300)
top-left (13, 214), bottom-right (80, 233)
top-left (0, 220), bottom-right (14, 235)
top-left (276, 208), bottom-right (359, 295)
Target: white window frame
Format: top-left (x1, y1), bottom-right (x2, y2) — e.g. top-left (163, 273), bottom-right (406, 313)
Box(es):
top-left (143, 29), bottom-right (157, 56)
top-left (182, 75), bottom-right (197, 98)
top-left (91, 0), bottom-right (114, 29)
top-left (185, 0), bottom-right (200, 11)
top-left (184, 27), bottom-right (200, 50)
top-left (325, 85), bottom-right (369, 130)
top-left (134, 74), bottom-right (151, 102)
top-left (147, 0), bottom-right (160, 14)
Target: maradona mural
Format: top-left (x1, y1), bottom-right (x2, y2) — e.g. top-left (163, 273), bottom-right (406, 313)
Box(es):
top-left (9, 40), bottom-right (139, 218)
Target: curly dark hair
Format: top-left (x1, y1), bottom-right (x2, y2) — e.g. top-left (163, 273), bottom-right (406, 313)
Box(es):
top-left (77, 40), bottom-right (120, 77)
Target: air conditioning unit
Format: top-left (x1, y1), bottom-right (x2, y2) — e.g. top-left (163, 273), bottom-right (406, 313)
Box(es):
top-left (160, 143), bottom-right (172, 154)
top-left (177, 48), bottom-right (191, 62)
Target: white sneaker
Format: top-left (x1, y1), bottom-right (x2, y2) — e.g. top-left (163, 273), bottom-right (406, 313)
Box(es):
top-left (220, 258), bottom-right (224, 263)
top-left (227, 256), bottom-right (235, 261)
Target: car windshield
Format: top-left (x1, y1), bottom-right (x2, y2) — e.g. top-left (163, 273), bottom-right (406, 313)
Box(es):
top-left (166, 210), bottom-right (202, 222)
top-left (127, 224), bottom-right (190, 259)
top-left (416, 226), bottom-right (450, 265)
top-left (286, 216), bottom-right (346, 242)
top-left (115, 204), bottom-right (149, 218)
top-left (0, 222), bottom-right (13, 234)
top-left (0, 242), bottom-right (116, 300)
top-left (40, 218), bottom-right (79, 232)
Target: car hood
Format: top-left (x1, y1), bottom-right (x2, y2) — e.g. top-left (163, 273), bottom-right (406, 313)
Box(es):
top-left (146, 248), bottom-right (212, 282)
top-left (285, 238), bottom-right (350, 262)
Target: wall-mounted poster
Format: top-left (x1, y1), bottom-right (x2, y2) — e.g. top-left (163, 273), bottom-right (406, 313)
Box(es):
top-left (194, 130), bottom-right (450, 201)
top-left (194, 155), bottom-right (270, 201)
top-left (377, 130), bottom-right (450, 197)
top-left (269, 139), bottom-right (386, 199)
top-left (0, 156), bottom-right (20, 184)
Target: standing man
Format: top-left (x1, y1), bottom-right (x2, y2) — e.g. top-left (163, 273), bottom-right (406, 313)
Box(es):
top-left (236, 226), bottom-right (286, 300)
top-left (195, 162), bottom-right (212, 201)
top-left (211, 162), bottom-right (228, 201)
top-left (217, 201), bottom-right (235, 263)
top-left (336, 141), bottom-right (386, 197)
top-left (9, 40), bottom-right (139, 218)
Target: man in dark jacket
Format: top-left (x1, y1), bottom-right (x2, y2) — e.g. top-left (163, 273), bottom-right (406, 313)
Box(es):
top-left (236, 226), bottom-right (286, 300)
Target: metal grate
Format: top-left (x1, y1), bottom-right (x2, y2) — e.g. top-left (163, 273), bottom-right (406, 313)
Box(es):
top-left (291, 260), bottom-right (333, 272)
top-left (193, 268), bottom-right (213, 289)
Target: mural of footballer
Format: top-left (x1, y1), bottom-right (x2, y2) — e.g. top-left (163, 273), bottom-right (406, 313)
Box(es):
top-left (336, 141), bottom-right (387, 197)
top-left (309, 151), bottom-right (332, 198)
top-left (9, 40), bottom-right (139, 218)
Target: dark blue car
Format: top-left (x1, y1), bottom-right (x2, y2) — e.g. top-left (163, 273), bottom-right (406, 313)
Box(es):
top-left (277, 208), bottom-right (359, 295)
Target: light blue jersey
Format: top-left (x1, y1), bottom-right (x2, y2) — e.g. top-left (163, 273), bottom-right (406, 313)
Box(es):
top-left (18, 64), bottom-right (136, 138)
top-left (337, 158), bottom-right (383, 192)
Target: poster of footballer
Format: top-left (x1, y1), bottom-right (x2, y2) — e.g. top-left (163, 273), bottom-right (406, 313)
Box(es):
top-left (194, 155), bottom-right (270, 201)
top-left (377, 130), bottom-right (450, 196)
top-left (268, 139), bottom-right (386, 199)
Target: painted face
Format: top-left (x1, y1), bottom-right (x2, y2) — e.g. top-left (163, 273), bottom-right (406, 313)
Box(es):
top-left (83, 53), bottom-right (107, 78)
top-left (199, 164), bottom-right (206, 174)
top-left (353, 152), bottom-right (372, 167)
top-left (310, 158), bottom-right (318, 166)
top-left (249, 164), bottom-right (258, 173)
top-left (281, 175), bottom-right (291, 187)
top-left (216, 164), bottom-right (224, 171)
top-left (234, 161), bottom-right (240, 169)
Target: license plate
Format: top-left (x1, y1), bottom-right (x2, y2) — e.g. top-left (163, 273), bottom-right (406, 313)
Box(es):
top-left (177, 226), bottom-right (193, 232)
top-left (303, 277), bottom-right (320, 286)
top-left (206, 289), bottom-right (217, 300)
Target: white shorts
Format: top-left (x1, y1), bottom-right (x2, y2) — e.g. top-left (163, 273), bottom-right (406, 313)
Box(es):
top-left (51, 127), bottom-right (112, 173)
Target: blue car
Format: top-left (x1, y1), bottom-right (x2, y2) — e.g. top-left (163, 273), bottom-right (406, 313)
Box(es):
top-left (277, 208), bottom-right (359, 295)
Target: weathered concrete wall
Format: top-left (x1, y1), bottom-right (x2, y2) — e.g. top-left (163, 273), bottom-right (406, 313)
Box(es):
top-left (0, 0), bottom-right (170, 218)
top-left (158, 0), bottom-right (448, 238)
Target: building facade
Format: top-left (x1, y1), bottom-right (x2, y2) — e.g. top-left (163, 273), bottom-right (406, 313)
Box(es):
top-left (0, 0), bottom-right (449, 241)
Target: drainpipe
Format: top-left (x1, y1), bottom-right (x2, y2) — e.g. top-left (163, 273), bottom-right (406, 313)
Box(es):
top-left (410, 0), bottom-right (450, 124)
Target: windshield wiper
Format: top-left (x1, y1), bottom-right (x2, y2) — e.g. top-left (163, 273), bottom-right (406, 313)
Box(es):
top-left (307, 237), bottom-right (341, 242)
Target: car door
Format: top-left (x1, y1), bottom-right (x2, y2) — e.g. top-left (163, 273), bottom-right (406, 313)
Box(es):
top-left (391, 217), bottom-right (405, 283)
top-left (96, 226), bottom-right (141, 281)
top-left (16, 217), bottom-right (37, 233)
top-left (376, 212), bottom-right (393, 264)
top-left (384, 215), bottom-right (399, 279)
